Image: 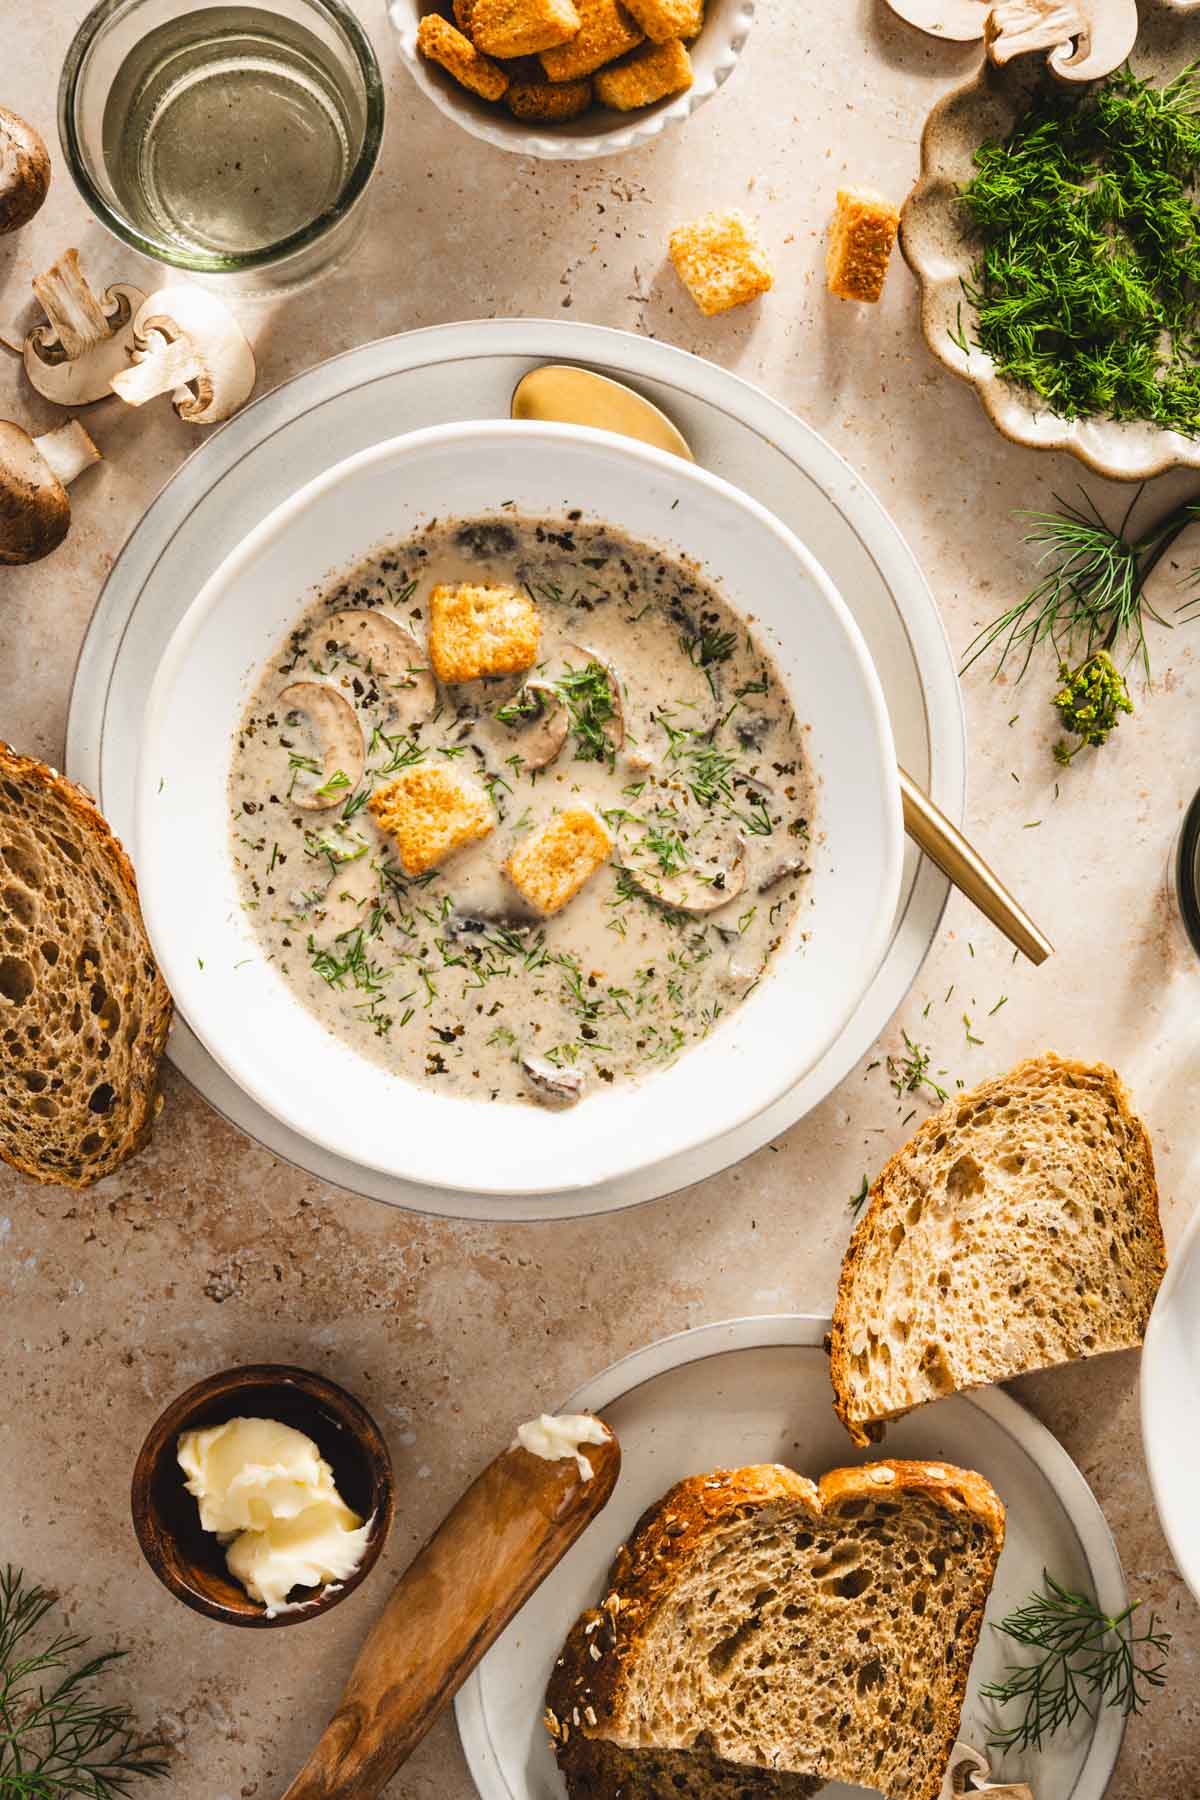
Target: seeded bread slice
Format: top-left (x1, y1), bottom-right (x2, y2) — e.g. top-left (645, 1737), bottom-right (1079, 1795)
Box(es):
top-left (0, 747), bottom-right (172, 1187)
top-left (555, 1736), bottom-right (822, 1798)
top-left (830, 1053), bottom-right (1166, 1448)
top-left (546, 1460), bottom-right (1004, 1800)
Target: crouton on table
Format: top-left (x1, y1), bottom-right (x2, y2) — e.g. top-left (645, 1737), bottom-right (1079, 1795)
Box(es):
top-left (668, 210), bottom-right (774, 316)
top-left (416, 14), bottom-right (509, 99)
top-left (428, 583), bottom-right (541, 683)
top-left (506, 809), bottom-right (613, 915)
top-left (540, 0), bottom-right (643, 79)
top-left (472, 0), bottom-right (581, 57)
top-left (595, 36), bottom-right (691, 108)
top-left (826, 187), bottom-right (900, 304)
top-left (369, 765), bottom-right (495, 877)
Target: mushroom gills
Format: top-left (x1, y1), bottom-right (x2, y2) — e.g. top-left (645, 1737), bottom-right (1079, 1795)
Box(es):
top-left (521, 1056), bottom-right (585, 1107)
top-left (278, 682), bottom-right (366, 810)
top-left (23, 250), bottom-right (146, 406)
top-left (495, 678), bottom-right (570, 770)
top-left (620, 827), bottom-right (747, 915)
top-left (321, 609), bottom-right (435, 729)
top-left (110, 286), bottom-right (256, 424)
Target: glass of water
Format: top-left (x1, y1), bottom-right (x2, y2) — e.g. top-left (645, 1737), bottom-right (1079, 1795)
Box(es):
top-left (60, 0), bottom-right (385, 291)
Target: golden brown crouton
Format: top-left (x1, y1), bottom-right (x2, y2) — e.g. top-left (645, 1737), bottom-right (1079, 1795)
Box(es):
top-left (506, 75), bottom-right (593, 120)
top-left (368, 765), bottom-right (494, 877)
top-left (506, 809), bottom-right (613, 915)
top-left (453, 0), bottom-right (478, 31)
top-left (428, 583), bottom-right (541, 683)
top-left (622, 0), bottom-right (702, 41)
top-left (594, 37), bottom-right (691, 109)
top-left (668, 210), bottom-right (773, 316)
top-left (416, 14), bottom-right (509, 99)
top-left (826, 187), bottom-right (900, 304)
top-left (472, 0), bottom-right (580, 57)
top-left (540, 0), bottom-right (642, 79)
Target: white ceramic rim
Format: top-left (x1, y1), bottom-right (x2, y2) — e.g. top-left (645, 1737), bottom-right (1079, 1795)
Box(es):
top-left (1141, 1200), bottom-right (1200, 1605)
top-left (134, 417), bottom-right (904, 1196)
top-left (455, 1313), bottom-right (1127, 1800)
top-left (66, 317), bottom-right (966, 1218)
top-left (389, 0), bottom-right (755, 161)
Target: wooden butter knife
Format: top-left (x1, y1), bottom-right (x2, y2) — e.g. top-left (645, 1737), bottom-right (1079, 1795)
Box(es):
top-left (281, 1422), bottom-right (620, 1799)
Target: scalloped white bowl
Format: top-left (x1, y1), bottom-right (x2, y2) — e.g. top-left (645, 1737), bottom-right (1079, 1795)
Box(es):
top-left (134, 421), bottom-right (901, 1197)
top-left (388, 0), bottom-right (754, 160)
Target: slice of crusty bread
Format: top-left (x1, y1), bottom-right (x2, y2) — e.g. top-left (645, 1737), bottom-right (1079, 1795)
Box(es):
top-left (830, 1053), bottom-right (1167, 1448)
top-left (547, 1460), bottom-right (1004, 1800)
top-left (0, 747), bottom-right (172, 1187)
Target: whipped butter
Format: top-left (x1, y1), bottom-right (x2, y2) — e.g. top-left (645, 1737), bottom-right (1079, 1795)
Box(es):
top-left (177, 1416), bottom-right (370, 1616)
top-left (514, 1413), bottom-right (610, 1480)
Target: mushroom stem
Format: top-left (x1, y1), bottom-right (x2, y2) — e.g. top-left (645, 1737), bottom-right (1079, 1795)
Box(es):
top-left (32, 251), bottom-right (113, 358)
top-left (34, 420), bottom-right (101, 487)
top-left (111, 332), bottom-right (203, 408)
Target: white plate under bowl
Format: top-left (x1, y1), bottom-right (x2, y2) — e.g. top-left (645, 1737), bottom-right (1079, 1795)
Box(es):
top-left (457, 1316), bottom-right (1125, 1800)
top-left (135, 420), bottom-right (902, 1197)
top-left (66, 319), bottom-right (965, 1217)
top-left (1141, 1200), bottom-right (1200, 1605)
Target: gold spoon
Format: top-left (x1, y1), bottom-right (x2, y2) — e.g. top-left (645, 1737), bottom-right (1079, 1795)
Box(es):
top-left (512, 365), bottom-right (1052, 966)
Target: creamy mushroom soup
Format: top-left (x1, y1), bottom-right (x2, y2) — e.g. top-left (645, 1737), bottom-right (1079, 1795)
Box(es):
top-left (229, 515), bottom-right (817, 1107)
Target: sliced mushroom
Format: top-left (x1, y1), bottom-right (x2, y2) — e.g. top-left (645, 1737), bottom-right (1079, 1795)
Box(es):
top-left (986, 0), bottom-right (1132, 80)
top-left (322, 609), bottom-right (436, 729)
top-left (521, 1056), bottom-right (584, 1107)
top-left (278, 682), bottom-right (365, 811)
top-left (0, 418), bottom-right (100, 565)
top-left (23, 250), bottom-right (146, 406)
top-left (940, 1741), bottom-right (1033, 1800)
top-left (496, 678), bottom-right (570, 771)
top-left (757, 854), bottom-right (810, 895)
top-left (883, 0), bottom-right (989, 40)
top-left (0, 106), bottom-right (50, 236)
top-left (110, 286), bottom-right (255, 424)
top-left (621, 832), bottom-right (746, 916)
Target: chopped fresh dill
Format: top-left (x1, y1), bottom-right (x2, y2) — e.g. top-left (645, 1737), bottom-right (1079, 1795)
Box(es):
top-left (887, 1030), bottom-right (949, 1104)
top-left (960, 62), bottom-right (1200, 435)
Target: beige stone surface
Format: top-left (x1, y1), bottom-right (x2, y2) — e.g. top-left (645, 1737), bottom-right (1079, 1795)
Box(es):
top-left (2, 2), bottom-right (1199, 1795)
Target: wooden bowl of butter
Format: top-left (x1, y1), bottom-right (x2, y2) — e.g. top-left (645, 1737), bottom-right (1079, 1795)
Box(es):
top-left (131, 1364), bottom-right (395, 1627)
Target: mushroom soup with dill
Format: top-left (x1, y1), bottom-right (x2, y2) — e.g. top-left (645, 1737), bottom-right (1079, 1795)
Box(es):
top-left (229, 515), bottom-right (817, 1108)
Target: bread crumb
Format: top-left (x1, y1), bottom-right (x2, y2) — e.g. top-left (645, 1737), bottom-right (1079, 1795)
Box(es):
top-left (506, 808), bottom-right (613, 915)
top-left (594, 37), bottom-right (692, 110)
top-left (428, 583), bottom-right (541, 683)
top-left (369, 765), bottom-right (494, 876)
top-left (416, 14), bottom-right (509, 99)
top-left (668, 210), bottom-right (773, 316)
top-left (826, 187), bottom-right (900, 304)
top-left (472, 0), bottom-right (581, 57)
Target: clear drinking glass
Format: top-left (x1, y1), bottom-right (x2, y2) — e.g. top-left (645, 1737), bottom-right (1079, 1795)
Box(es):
top-left (60, 0), bottom-right (385, 292)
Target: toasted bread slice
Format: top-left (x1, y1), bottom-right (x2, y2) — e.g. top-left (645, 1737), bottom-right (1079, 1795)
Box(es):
top-left (0, 746), bottom-right (172, 1188)
top-left (830, 1053), bottom-right (1167, 1448)
top-left (554, 1736), bottom-right (821, 1797)
top-left (548, 1460), bottom-right (1004, 1800)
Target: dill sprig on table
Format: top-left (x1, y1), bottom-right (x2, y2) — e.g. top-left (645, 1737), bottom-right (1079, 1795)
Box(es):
top-left (960, 63), bottom-right (1200, 432)
top-left (982, 1571), bottom-right (1170, 1753)
top-left (0, 1565), bottom-right (169, 1797)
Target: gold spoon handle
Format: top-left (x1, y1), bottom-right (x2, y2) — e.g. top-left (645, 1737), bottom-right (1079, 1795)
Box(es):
top-left (900, 767), bottom-right (1051, 965)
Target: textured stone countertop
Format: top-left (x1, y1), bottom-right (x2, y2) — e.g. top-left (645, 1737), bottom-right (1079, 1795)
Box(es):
top-left (3, 2), bottom-right (1199, 1795)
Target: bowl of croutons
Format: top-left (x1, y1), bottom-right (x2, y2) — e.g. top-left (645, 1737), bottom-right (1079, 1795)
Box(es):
top-left (395, 0), bottom-right (754, 158)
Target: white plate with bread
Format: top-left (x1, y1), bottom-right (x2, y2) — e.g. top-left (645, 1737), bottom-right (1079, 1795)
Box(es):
top-left (458, 1312), bottom-right (1127, 1800)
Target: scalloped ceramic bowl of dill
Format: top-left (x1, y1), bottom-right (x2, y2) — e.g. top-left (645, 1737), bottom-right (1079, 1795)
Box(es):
top-left (903, 4), bottom-right (1200, 478)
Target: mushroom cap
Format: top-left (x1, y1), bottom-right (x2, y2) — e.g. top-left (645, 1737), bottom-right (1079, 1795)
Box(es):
top-left (0, 422), bottom-right (70, 565)
top-left (0, 106), bottom-right (50, 236)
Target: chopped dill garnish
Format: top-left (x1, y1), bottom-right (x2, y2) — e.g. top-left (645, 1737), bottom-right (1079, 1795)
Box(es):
top-left (960, 62), bottom-right (1200, 435)
top-left (557, 659), bottom-right (618, 765)
top-left (887, 1030), bottom-right (949, 1104)
top-left (848, 1174), bottom-right (870, 1216)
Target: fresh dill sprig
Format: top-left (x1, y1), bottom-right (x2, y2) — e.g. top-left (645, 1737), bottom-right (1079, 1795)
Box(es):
top-left (554, 661), bottom-right (618, 766)
top-left (848, 1174), bottom-right (870, 1216)
top-left (0, 1565), bottom-right (169, 1797)
top-left (982, 1571), bottom-right (1170, 1752)
top-left (960, 63), bottom-right (1200, 434)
